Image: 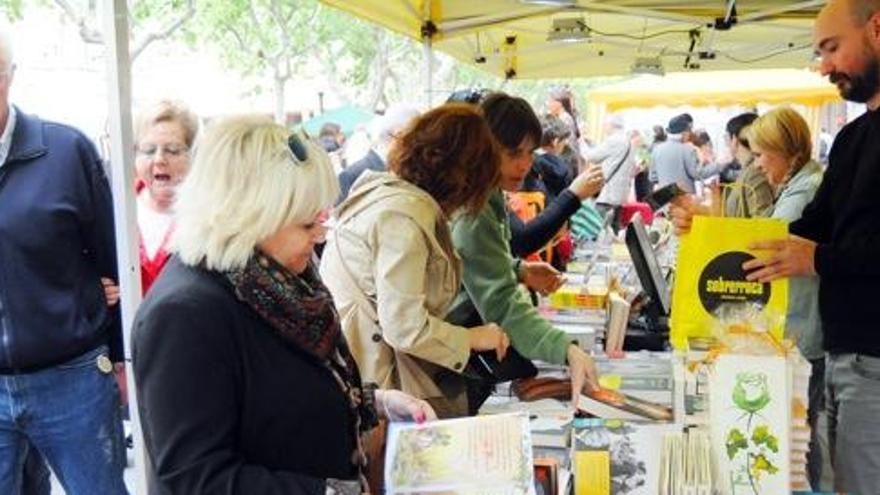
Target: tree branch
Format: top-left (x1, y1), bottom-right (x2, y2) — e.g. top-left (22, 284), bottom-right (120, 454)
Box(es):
top-left (53, 0), bottom-right (103, 44)
top-left (130, 0), bottom-right (195, 61)
top-left (246, 0), bottom-right (265, 42)
top-left (267, 0), bottom-right (292, 48)
top-left (266, 0), bottom-right (295, 65)
top-left (222, 23), bottom-right (251, 54)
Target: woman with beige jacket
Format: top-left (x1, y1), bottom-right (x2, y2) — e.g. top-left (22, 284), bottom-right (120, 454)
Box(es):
top-left (321, 104), bottom-right (510, 417)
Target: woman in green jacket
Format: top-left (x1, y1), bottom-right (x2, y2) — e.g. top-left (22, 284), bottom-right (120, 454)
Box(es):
top-left (447, 93), bottom-right (602, 412)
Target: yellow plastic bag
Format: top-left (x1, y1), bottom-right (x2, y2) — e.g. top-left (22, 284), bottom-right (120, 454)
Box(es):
top-left (670, 215), bottom-right (788, 349)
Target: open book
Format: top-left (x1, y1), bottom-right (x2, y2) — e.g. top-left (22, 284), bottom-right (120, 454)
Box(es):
top-left (385, 412), bottom-right (535, 494)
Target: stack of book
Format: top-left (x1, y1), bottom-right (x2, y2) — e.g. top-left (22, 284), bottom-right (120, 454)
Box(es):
top-left (594, 352), bottom-right (675, 408)
top-left (578, 389), bottom-right (674, 423)
top-left (541, 306), bottom-right (604, 352)
top-left (572, 418), bottom-right (681, 495)
top-left (790, 353), bottom-right (813, 492)
top-left (657, 428), bottom-right (713, 495)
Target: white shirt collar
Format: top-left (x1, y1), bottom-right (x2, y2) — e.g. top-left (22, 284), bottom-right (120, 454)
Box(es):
top-left (0, 105), bottom-right (17, 166)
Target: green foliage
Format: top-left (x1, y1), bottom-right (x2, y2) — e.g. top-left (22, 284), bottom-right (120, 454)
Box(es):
top-left (750, 453), bottom-right (780, 478)
top-left (194, 0), bottom-right (327, 77)
top-left (751, 424), bottom-right (779, 453)
top-left (725, 428), bottom-right (748, 460)
top-left (0, 0), bottom-right (23, 21)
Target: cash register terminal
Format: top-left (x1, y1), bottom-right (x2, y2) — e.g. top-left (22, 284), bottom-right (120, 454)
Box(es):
top-left (623, 214), bottom-right (672, 350)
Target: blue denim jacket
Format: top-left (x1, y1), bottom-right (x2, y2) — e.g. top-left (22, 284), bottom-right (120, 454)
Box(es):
top-left (774, 160), bottom-right (824, 359)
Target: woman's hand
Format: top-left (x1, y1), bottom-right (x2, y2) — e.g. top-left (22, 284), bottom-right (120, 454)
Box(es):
top-left (101, 277), bottom-right (120, 307)
top-left (376, 389), bottom-right (437, 423)
top-left (566, 345), bottom-right (600, 409)
top-left (520, 261), bottom-right (565, 296)
top-left (568, 164), bottom-right (605, 199)
top-left (469, 323), bottom-right (510, 361)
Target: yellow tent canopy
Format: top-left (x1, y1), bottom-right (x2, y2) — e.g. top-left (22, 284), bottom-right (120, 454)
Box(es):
top-left (584, 68), bottom-right (839, 140)
top-left (588, 68), bottom-right (839, 111)
top-left (321, 0), bottom-right (823, 81)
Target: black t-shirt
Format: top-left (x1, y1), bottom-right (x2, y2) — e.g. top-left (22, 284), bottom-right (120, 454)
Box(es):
top-left (790, 109), bottom-right (880, 356)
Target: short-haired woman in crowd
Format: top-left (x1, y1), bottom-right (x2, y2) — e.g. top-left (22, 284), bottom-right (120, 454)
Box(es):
top-left (133, 115), bottom-right (433, 493)
top-left (321, 104), bottom-right (510, 418)
top-left (133, 99), bottom-right (199, 294)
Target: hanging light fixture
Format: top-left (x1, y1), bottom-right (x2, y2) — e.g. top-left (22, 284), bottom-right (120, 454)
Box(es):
top-left (631, 56), bottom-right (666, 76)
top-left (547, 17), bottom-right (591, 43)
top-left (520, 0), bottom-right (577, 6)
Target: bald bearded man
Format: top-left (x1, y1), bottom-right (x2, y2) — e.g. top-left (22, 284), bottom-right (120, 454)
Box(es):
top-left (744, 1), bottom-right (880, 492)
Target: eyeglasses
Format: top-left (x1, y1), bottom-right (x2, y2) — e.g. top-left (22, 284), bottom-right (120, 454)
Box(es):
top-left (136, 144), bottom-right (189, 160)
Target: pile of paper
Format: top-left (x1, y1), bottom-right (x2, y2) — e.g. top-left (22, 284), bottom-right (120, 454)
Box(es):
top-left (595, 352), bottom-right (675, 407)
top-left (789, 353), bottom-right (813, 492)
top-left (658, 428), bottom-right (713, 495)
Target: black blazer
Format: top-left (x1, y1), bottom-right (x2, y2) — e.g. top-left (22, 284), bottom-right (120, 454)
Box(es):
top-left (132, 258), bottom-right (357, 494)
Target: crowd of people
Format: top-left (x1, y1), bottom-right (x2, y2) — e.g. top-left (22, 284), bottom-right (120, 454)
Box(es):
top-left (1, 0), bottom-right (880, 494)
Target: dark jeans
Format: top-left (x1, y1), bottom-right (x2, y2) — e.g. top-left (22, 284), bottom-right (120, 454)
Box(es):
top-left (21, 447), bottom-right (50, 495)
top-left (0, 346), bottom-right (127, 495)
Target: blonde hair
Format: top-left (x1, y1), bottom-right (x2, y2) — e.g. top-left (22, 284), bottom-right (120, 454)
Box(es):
top-left (135, 99), bottom-right (200, 148)
top-left (747, 107), bottom-right (813, 171)
top-left (173, 114), bottom-right (339, 271)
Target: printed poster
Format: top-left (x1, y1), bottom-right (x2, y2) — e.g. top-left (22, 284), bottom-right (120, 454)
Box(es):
top-left (709, 355), bottom-right (790, 495)
top-left (385, 412), bottom-right (534, 494)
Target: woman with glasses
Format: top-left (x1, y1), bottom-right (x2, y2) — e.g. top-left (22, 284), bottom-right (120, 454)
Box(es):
top-left (321, 104), bottom-right (510, 418)
top-left (133, 115), bottom-right (434, 493)
top-left (133, 100), bottom-right (199, 293)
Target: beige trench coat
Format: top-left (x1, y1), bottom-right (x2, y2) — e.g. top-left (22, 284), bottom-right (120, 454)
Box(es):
top-left (320, 171), bottom-right (471, 417)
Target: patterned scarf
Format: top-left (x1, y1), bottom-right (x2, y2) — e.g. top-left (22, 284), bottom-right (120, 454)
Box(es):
top-left (226, 249), bottom-right (378, 492)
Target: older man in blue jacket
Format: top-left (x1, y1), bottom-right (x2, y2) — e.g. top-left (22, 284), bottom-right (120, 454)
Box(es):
top-left (0, 34), bottom-right (127, 494)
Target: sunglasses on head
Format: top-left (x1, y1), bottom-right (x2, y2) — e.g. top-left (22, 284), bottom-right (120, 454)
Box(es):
top-left (288, 132), bottom-right (309, 163)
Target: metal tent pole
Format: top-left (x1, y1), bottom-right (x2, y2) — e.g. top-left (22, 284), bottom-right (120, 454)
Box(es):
top-left (422, 34), bottom-right (433, 107)
top-left (422, 0), bottom-right (435, 108)
top-left (102, 0), bottom-right (147, 493)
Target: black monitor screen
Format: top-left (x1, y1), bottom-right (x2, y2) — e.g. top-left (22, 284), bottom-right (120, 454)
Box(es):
top-left (625, 215), bottom-right (671, 317)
